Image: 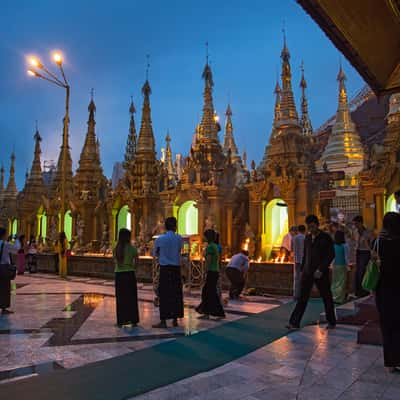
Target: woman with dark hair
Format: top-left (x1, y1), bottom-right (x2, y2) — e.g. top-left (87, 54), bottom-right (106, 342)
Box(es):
top-left (331, 230), bottom-right (349, 304)
top-left (195, 229), bottom-right (225, 319)
top-left (0, 227), bottom-right (19, 314)
top-left (17, 235), bottom-right (27, 275)
top-left (376, 212), bottom-right (400, 372)
top-left (55, 232), bottom-right (68, 278)
top-left (114, 228), bottom-right (139, 327)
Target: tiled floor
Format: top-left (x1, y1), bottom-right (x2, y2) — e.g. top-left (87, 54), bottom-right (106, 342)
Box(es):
top-left (132, 325), bottom-right (400, 400)
top-left (0, 274), bottom-right (281, 381)
top-left (1, 274), bottom-right (397, 399)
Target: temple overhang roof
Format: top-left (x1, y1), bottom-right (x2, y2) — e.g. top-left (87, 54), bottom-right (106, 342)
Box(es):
top-left (297, 0), bottom-right (400, 95)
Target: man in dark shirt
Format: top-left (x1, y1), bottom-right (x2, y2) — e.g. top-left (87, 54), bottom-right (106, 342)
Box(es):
top-left (287, 214), bottom-right (336, 330)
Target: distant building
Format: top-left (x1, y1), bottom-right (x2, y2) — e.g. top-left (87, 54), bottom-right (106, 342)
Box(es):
top-left (112, 162), bottom-right (124, 189)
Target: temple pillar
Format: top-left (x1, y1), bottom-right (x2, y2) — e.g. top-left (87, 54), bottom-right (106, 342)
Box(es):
top-left (286, 197), bottom-right (296, 228)
top-left (225, 203), bottom-right (233, 256)
top-left (111, 208), bottom-right (118, 245)
top-left (295, 180), bottom-right (309, 224)
top-left (375, 191), bottom-right (385, 230)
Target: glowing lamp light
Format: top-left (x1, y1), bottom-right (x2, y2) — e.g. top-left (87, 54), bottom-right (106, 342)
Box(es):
top-left (214, 114), bottom-right (220, 122)
top-left (53, 52), bottom-right (63, 65)
top-left (29, 57), bottom-right (42, 68)
top-left (27, 69), bottom-right (36, 77)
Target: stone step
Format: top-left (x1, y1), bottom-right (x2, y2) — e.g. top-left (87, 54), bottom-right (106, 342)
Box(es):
top-left (357, 320), bottom-right (382, 346)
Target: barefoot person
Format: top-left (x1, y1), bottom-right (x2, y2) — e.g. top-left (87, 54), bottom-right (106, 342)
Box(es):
top-left (287, 215), bottom-right (336, 330)
top-left (196, 229), bottom-right (225, 319)
top-left (226, 250), bottom-right (249, 299)
top-left (0, 227), bottom-right (19, 315)
top-left (376, 212), bottom-right (400, 373)
top-left (114, 228), bottom-right (139, 327)
top-left (152, 217), bottom-right (183, 328)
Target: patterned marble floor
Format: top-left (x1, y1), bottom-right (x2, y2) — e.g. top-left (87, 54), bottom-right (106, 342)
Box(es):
top-left (0, 273), bottom-right (284, 383)
top-left (132, 325), bottom-right (400, 400)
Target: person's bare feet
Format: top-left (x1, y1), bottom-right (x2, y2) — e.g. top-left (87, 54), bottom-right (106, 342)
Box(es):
top-left (152, 321), bottom-right (167, 329)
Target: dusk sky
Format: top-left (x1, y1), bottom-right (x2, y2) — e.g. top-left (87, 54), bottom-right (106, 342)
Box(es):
top-left (0, 0), bottom-right (365, 189)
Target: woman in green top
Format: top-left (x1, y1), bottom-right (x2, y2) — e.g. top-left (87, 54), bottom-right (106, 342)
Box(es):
top-left (114, 228), bottom-right (139, 327)
top-left (195, 229), bottom-right (225, 319)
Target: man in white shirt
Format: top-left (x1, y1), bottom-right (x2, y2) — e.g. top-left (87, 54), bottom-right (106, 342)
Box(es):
top-left (292, 225), bottom-right (306, 300)
top-left (226, 250), bottom-right (249, 299)
top-left (152, 217), bottom-right (183, 328)
top-left (281, 226), bottom-right (298, 261)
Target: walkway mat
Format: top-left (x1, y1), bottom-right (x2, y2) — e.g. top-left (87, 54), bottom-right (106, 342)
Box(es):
top-left (0, 300), bottom-right (323, 400)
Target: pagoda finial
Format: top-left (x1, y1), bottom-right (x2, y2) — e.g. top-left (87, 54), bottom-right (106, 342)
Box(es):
top-left (337, 63), bottom-right (348, 107)
top-left (299, 61), bottom-right (313, 136)
top-left (276, 30), bottom-right (299, 126)
top-left (146, 54), bottom-right (150, 81)
top-left (124, 97), bottom-right (137, 168)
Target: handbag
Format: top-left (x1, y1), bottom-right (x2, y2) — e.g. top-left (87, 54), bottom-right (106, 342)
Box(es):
top-left (362, 238), bottom-right (381, 292)
top-left (0, 242), bottom-right (17, 280)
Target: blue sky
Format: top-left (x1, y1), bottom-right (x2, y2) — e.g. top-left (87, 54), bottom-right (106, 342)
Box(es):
top-left (0, 0), bottom-right (364, 188)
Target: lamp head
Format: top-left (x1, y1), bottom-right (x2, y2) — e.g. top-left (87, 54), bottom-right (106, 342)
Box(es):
top-left (53, 52), bottom-right (63, 65)
top-left (27, 69), bottom-right (38, 77)
top-left (29, 57), bottom-right (43, 69)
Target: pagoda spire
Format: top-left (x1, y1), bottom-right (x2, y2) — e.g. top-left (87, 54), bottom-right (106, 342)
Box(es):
top-left (223, 104), bottom-right (239, 161)
top-left (136, 79), bottom-right (156, 155)
top-left (198, 46), bottom-right (219, 141)
top-left (276, 32), bottom-right (299, 127)
top-left (75, 93), bottom-right (102, 181)
top-left (53, 112), bottom-right (73, 192)
top-left (124, 97), bottom-right (137, 168)
top-left (165, 131), bottom-right (175, 178)
top-left (319, 65), bottom-right (364, 173)
top-left (5, 152), bottom-right (17, 196)
top-left (25, 127), bottom-right (45, 190)
top-left (273, 78), bottom-right (282, 126)
top-left (299, 62), bottom-right (313, 136)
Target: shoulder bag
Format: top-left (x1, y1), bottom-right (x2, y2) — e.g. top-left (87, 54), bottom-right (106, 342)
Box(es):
top-left (0, 242), bottom-right (17, 280)
top-left (362, 238), bottom-right (381, 292)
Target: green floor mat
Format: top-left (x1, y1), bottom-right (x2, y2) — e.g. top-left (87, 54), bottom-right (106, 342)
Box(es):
top-left (0, 300), bottom-right (323, 400)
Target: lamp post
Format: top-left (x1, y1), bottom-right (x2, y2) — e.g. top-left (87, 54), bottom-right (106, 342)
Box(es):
top-left (27, 52), bottom-right (70, 235)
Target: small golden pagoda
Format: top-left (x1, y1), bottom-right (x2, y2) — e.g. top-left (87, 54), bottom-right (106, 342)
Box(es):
top-left (317, 66), bottom-right (364, 177)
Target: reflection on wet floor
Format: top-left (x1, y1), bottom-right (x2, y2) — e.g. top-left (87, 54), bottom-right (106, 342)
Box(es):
top-left (0, 274), bottom-right (285, 383)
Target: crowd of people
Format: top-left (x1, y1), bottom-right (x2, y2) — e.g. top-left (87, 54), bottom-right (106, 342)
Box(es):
top-left (0, 207), bottom-right (399, 373)
top-left (283, 212), bottom-right (400, 373)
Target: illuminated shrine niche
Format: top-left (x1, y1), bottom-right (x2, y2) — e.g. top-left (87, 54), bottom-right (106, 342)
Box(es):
top-left (262, 198), bottom-right (288, 260)
top-left (37, 208), bottom-right (47, 241)
top-left (64, 210), bottom-right (73, 242)
top-left (386, 193), bottom-right (399, 213)
top-left (11, 218), bottom-right (18, 236)
top-left (117, 205), bottom-right (131, 234)
top-left (178, 201), bottom-right (198, 235)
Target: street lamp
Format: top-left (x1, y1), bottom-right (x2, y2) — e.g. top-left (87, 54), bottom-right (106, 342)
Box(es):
top-left (26, 52), bottom-right (70, 237)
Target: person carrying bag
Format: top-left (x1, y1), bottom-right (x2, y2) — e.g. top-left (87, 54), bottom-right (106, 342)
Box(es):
top-left (362, 238), bottom-right (380, 292)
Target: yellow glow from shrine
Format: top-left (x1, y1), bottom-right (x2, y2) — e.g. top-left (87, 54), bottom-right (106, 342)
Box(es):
top-left (178, 201), bottom-right (198, 235)
top-left (53, 52), bottom-right (63, 65)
